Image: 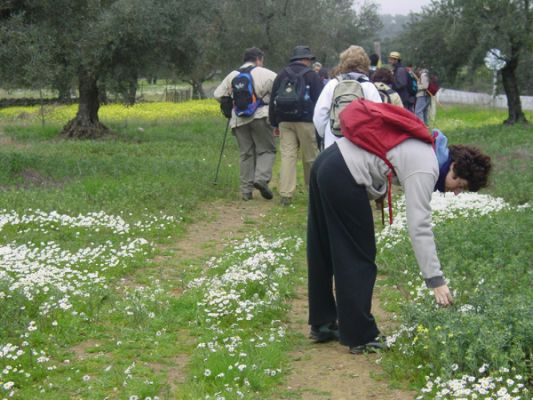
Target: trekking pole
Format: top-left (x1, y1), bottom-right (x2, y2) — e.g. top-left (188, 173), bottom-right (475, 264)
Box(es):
top-left (213, 118), bottom-right (231, 184)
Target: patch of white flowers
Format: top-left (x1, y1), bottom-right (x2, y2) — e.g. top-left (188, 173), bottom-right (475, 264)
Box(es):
top-left (416, 367), bottom-right (529, 400)
top-left (0, 208), bottom-right (179, 398)
top-left (376, 193), bottom-right (529, 250)
top-left (0, 209), bottom-right (178, 235)
top-left (191, 235), bottom-right (302, 399)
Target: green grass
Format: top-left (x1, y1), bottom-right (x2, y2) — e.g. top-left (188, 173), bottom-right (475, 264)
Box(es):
top-left (0, 102), bottom-right (531, 399)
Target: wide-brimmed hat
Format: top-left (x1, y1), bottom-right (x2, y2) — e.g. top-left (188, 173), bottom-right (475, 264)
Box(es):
top-left (388, 51), bottom-right (401, 60)
top-left (290, 46), bottom-right (316, 61)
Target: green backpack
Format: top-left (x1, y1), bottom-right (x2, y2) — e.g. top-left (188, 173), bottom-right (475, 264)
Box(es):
top-left (329, 74), bottom-right (367, 137)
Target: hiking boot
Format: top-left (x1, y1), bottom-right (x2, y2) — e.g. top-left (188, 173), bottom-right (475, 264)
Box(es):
top-left (253, 181), bottom-right (273, 200)
top-left (280, 196), bottom-right (292, 206)
top-left (242, 192), bottom-right (253, 201)
top-left (349, 336), bottom-right (389, 354)
top-left (310, 322), bottom-right (339, 343)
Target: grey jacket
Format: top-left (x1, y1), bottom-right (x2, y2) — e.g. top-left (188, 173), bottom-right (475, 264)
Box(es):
top-left (337, 137), bottom-right (445, 288)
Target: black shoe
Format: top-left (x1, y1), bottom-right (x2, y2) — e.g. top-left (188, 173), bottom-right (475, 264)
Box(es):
top-left (310, 322), bottom-right (339, 343)
top-left (349, 336), bottom-right (389, 354)
top-left (242, 192), bottom-right (253, 201)
top-left (253, 181), bottom-right (273, 200)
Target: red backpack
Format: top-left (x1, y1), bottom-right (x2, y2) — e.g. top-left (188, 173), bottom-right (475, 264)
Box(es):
top-left (339, 99), bottom-right (434, 224)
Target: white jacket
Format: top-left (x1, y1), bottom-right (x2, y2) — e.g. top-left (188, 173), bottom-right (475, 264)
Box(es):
top-left (313, 73), bottom-right (382, 148)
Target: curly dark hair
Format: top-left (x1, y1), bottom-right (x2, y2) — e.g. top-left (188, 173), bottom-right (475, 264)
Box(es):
top-left (449, 145), bottom-right (492, 191)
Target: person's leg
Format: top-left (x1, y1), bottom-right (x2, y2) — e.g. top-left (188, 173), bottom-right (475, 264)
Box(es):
top-left (313, 145), bottom-right (379, 347)
top-left (279, 122), bottom-right (299, 199)
top-left (296, 122), bottom-right (319, 188)
top-left (422, 95), bottom-right (430, 125)
top-left (233, 124), bottom-right (255, 196)
top-left (415, 95), bottom-right (430, 124)
top-left (249, 118), bottom-right (276, 186)
top-left (307, 147), bottom-right (338, 329)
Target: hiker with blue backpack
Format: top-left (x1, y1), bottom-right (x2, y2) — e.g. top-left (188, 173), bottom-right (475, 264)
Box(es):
top-left (214, 47), bottom-right (277, 201)
top-left (313, 45), bottom-right (382, 149)
top-left (307, 100), bottom-right (492, 354)
top-left (269, 46), bottom-right (324, 206)
top-left (388, 51), bottom-right (416, 112)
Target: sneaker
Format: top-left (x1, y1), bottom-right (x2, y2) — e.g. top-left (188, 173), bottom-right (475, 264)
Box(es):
top-left (309, 322), bottom-right (339, 343)
top-left (253, 181), bottom-right (273, 200)
top-left (242, 192), bottom-right (253, 201)
top-left (349, 336), bottom-right (389, 354)
top-left (280, 196), bottom-right (292, 206)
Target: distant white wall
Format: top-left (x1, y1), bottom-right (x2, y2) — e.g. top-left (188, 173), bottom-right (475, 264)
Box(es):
top-left (437, 89), bottom-right (533, 111)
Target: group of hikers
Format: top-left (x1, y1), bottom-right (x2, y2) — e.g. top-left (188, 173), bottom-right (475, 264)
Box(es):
top-left (214, 45), bottom-right (492, 355)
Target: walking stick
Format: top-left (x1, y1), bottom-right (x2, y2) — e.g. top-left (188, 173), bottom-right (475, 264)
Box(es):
top-left (213, 118), bottom-right (231, 184)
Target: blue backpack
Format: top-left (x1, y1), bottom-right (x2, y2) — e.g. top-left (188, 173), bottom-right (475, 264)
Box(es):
top-left (231, 66), bottom-right (263, 117)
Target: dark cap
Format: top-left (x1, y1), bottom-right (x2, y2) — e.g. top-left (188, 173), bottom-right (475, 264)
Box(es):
top-left (290, 45), bottom-right (316, 62)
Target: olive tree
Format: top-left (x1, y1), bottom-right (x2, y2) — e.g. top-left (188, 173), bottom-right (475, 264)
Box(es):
top-left (0, 0), bottom-right (194, 138)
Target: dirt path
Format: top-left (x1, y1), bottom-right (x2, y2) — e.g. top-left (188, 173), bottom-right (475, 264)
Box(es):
top-left (278, 283), bottom-right (416, 400)
top-left (134, 196), bottom-right (415, 399)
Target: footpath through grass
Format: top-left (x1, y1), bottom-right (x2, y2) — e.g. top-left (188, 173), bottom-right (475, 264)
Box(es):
top-left (0, 101), bottom-right (532, 399)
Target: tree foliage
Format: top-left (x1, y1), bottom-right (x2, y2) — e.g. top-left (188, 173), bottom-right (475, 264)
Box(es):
top-left (399, 0), bottom-right (531, 124)
top-left (171, 0), bottom-right (381, 98)
top-left (0, 0), bottom-right (382, 137)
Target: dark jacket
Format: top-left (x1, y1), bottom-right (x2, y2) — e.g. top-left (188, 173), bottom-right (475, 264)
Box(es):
top-left (391, 62), bottom-right (414, 108)
top-left (269, 61), bottom-right (324, 127)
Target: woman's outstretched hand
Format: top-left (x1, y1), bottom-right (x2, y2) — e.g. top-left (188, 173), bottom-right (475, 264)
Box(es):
top-left (433, 284), bottom-right (454, 307)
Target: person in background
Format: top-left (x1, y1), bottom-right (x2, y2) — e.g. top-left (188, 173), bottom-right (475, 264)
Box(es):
top-left (388, 51), bottom-right (415, 111)
top-left (214, 47), bottom-right (277, 201)
top-left (312, 61), bottom-right (322, 73)
top-left (269, 46), bottom-right (324, 206)
top-left (313, 45), bottom-right (381, 149)
top-left (415, 67), bottom-right (431, 125)
top-left (371, 67), bottom-right (403, 107)
top-left (368, 53), bottom-right (380, 81)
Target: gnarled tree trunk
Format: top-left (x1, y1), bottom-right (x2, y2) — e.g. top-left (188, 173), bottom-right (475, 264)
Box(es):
top-left (61, 69), bottom-right (109, 139)
top-left (191, 79), bottom-right (206, 99)
top-left (501, 44), bottom-right (528, 125)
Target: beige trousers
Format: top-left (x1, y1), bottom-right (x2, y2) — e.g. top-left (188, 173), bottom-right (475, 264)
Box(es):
top-left (279, 121), bottom-right (318, 198)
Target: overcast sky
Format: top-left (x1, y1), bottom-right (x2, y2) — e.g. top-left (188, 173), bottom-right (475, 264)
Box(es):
top-left (372, 0), bottom-right (432, 15)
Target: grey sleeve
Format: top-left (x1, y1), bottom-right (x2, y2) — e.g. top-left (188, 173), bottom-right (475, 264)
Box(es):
top-left (402, 172), bottom-right (445, 288)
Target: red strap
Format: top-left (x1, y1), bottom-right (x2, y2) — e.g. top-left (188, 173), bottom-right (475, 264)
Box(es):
top-left (387, 172), bottom-right (393, 225)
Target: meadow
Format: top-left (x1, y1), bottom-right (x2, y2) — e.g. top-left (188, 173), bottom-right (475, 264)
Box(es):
top-left (0, 100), bottom-right (531, 399)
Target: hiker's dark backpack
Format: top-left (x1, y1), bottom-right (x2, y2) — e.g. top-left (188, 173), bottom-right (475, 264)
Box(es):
top-left (330, 74), bottom-right (367, 137)
top-left (273, 67), bottom-right (311, 121)
top-left (406, 69), bottom-right (418, 96)
top-left (231, 66), bottom-right (262, 117)
top-left (374, 82), bottom-right (396, 104)
top-left (427, 74), bottom-right (440, 96)
top-left (339, 99), bottom-right (433, 224)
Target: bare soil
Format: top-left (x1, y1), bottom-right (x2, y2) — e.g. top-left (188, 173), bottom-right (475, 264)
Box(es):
top-left (277, 285), bottom-right (415, 400)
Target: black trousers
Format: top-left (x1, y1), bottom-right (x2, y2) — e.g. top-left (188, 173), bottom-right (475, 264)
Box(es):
top-left (307, 144), bottom-right (379, 347)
